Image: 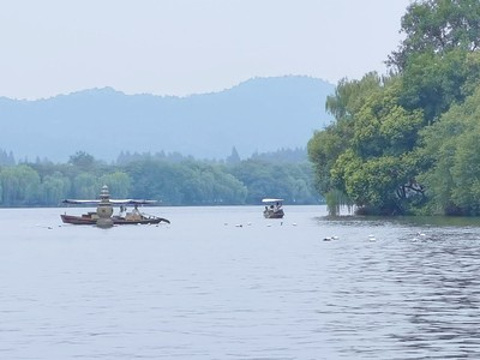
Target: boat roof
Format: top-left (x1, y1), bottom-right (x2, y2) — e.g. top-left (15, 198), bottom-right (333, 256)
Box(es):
top-left (62, 199), bottom-right (158, 205)
top-left (262, 198), bottom-right (284, 203)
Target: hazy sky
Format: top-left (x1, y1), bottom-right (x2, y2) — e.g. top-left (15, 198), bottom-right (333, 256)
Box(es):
top-left (0, 0), bottom-right (412, 99)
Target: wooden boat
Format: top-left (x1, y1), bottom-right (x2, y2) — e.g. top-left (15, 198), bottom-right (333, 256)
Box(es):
top-left (60, 198), bottom-right (170, 225)
top-left (60, 212), bottom-right (170, 225)
top-left (262, 198), bottom-right (285, 219)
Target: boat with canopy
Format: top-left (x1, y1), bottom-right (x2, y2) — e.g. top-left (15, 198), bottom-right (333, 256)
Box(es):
top-left (61, 198), bottom-right (170, 225)
top-left (262, 198), bottom-right (285, 219)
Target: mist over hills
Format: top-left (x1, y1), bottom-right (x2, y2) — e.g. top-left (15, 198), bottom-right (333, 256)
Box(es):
top-left (0, 76), bottom-right (335, 163)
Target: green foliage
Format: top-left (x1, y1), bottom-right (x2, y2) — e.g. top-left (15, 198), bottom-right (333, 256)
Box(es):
top-left (39, 172), bottom-right (70, 205)
top-left (307, 74), bottom-right (386, 198)
top-left (0, 165), bottom-right (41, 206)
top-left (124, 160), bottom-right (246, 205)
top-left (308, 0), bottom-right (480, 216)
top-left (309, 73), bottom-right (425, 215)
top-left (73, 172), bottom-right (99, 199)
top-left (68, 151), bottom-right (96, 170)
top-left (99, 171), bottom-right (131, 199)
top-left (418, 86), bottom-right (480, 215)
top-left (324, 189), bottom-right (353, 216)
top-left (182, 163), bottom-right (247, 205)
top-left (125, 160), bottom-right (185, 204)
top-left (353, 78), bottom-right (424, 158)
top-left (400, 49), bottom-right (480, 123)
top-left (308, 126), bottom-right (345, 196)
top-left (341, 155), bottom-right (407, 215)
top-left (250, 147), bottom-right (308, 163)
top-left (0, 152), bottom-right (319, 207)
top-left (229, 159), bottom-right (318, 204)
top-left (325, 72), bottom-right (384, 121)
top-left (389, 0), bottom-right (480, 71)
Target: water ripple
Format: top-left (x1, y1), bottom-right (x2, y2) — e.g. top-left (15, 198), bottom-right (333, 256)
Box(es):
top-left (2, 206), bottom-right (480, 359)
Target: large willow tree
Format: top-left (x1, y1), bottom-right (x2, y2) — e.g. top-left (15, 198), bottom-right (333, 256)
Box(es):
top-left (309, 0), bottom-right (480, 216)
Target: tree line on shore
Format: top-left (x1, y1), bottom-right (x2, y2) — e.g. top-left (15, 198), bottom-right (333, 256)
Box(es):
top-left (308, 0), bottom-right (480, 216)
top-left (0, 149), bottom-right (320, 207)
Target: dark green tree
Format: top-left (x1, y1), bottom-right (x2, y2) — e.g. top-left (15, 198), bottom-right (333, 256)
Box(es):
top-left (417, 86), bottom-right (480, 215)
top-left (68, 151), bottom-right (96, 170)
top-left (309, 0), bottom-right (480, 216)
top-left (388, 0), bottom-right (480, 71)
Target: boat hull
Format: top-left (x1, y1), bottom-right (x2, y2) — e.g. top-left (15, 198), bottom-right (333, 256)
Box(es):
top-left (263, 209), bottom-right (284, 219)
top-left (60, 214), bottom-right (169, 225)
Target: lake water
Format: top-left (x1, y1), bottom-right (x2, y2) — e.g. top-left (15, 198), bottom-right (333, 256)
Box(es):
top-left (2, 205), bottom-right (480, 359)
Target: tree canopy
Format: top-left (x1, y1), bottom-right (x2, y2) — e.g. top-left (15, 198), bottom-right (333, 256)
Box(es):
top-left (388, 0), bottom-right (480, 71)
top-left (0, 150), bottom-right (320, 207)
top-left (308, 0), bottom-right (480, 216)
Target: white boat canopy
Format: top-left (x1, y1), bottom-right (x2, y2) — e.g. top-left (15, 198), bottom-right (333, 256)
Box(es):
top-left (262, 198), bottom-right (284, 203)
top-left (62, 199), bottom-right (158, 205)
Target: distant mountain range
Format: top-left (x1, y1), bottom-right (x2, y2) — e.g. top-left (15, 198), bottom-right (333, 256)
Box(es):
top-left (0, 76), bottom-right (335, 162)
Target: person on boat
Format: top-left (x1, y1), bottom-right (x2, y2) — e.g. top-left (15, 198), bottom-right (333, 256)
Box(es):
top-left (132, 205), bottom-right (140, 215)
top-left (119, 205), bottom-right (126, 218)
top-left (125, 204), bottom-right (142, 221)
top-left (275, 202), bottom-right (282, 211)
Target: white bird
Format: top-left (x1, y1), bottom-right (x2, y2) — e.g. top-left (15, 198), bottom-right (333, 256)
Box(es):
top-left (412, 232), bottom-right (426, 241)
top-left (368, 234), bottom-right (376, 241)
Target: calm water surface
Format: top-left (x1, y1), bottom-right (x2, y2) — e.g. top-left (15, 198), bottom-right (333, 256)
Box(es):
top-left (1, 205), bottom-right (480, 359)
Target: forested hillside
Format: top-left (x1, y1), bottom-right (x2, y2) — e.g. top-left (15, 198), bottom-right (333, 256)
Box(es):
top-left (0, 76), bottom-right (334, 162)
top-left (308, 0), bottom-right (480, 216)
top-left (0, 75), bottom-right (331, 207)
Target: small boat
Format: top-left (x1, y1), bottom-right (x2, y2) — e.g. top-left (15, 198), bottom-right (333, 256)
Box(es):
top-left (262, 198), bottom-right (285, 219)
top-left (60, 198), bottom-right (170, 225)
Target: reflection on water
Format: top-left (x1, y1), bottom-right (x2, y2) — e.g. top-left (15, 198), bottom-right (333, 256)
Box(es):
top-left (1, 206), bottom-right (480, 359)
top-left (324, 212), bottom-right (480, 228)
top-left (319, 212), bottom-right (480, 359)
